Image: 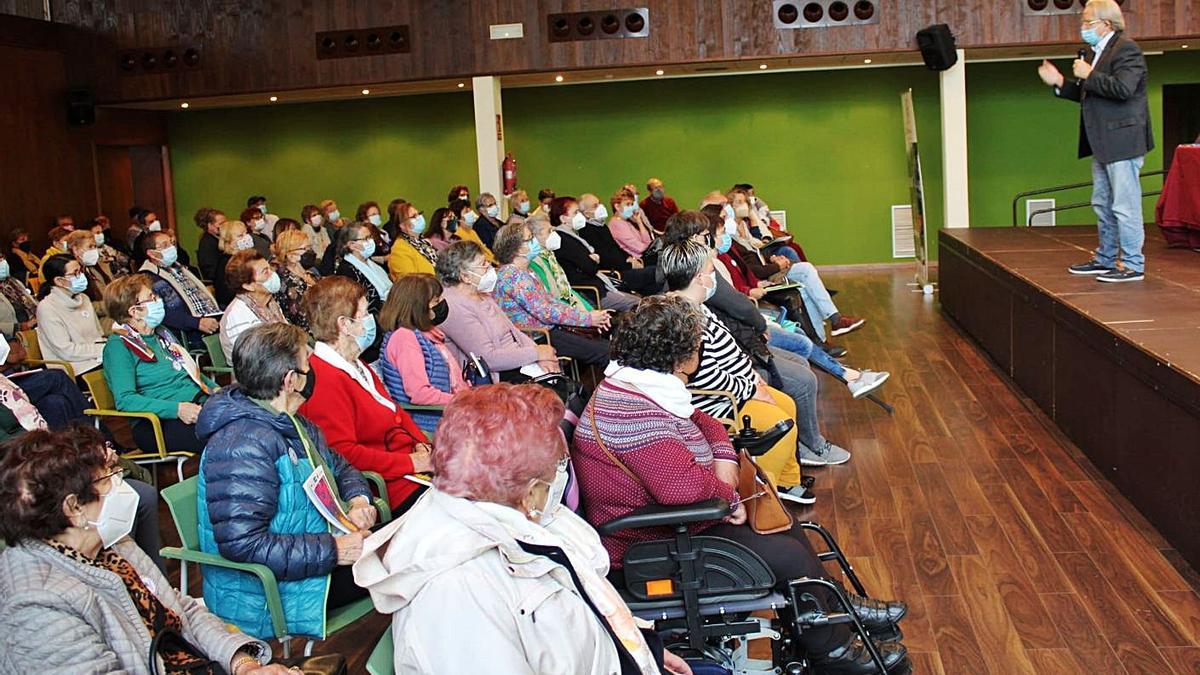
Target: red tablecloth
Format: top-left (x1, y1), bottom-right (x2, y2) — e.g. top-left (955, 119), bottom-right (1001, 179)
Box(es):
top-left (1157, 145), bottom-right (1200, 249)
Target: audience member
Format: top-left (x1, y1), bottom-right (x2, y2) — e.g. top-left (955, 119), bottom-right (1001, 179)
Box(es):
top-left (577, 194), bottom-right (661, 296)
top-left (299, 277), bottom-right (432, 509)
top-left (271, 229), bottom-right (320, 330)
top-left (334, 222), bottom-right (392, 322)
top-left (423, 207), bottom-right (456, 253)
top-left (356, 383), bottom-right (692, 675)
top-left (35, 254), bottom-right (104, 376)
top-left (608, 189), bottom-right (656, 259)
top-left (88, 217), bottom-right (131, 278)
top-left (639, 177), bottom-right (680, 232)
top-left (319, 198), bottom-right (347, 232)
top-left (0, 261), bottom-right (38, 333)
top-left (195, 322), bottom-right (378, 641)
top-left (0, 427), bottom-right (280, 674)
top-left (272, 217), bottom-right (301, 240)
top-left (532, 187), bottom-right (555, 218)
top-left (524, 213), bottom-right (593, 311)
top-left (378, 274), bottom-right (471, 432)
top-left (493, 222), bottom-right (611, 367)
top-left (436, 241), bottom-right (561, 381)
top-left (238, 208), bottom-right (274, 254)
top-left (219, 251), bottom-right (287, 362)
top-left (64, 230), bottom-right (110, 302)
top-left (382, 198), bottom-right (410, 242)
top-left (39, 225), bottom-right (73, 271)
top-left (571, 296), bottom-right (909, 674)
top-left (139, 231), bottom-right (221, 349)
top-left (356, 201), bottom-right (384, 230)
top-left (194, 207), bottom-right (228, 282)
top-left (300, 203), bottom-right (332, 259)
top-left (449, 199), bottom-right (494, 260)
top-left (125, 206), bottom-right (149, 250)
top-left (547, 196), bottom-right (642, 310)
top-left (387, 202), bottom-right (438, 279)
top-left (103, 274), bottom-right (214, 454)
top-left (474, 192), bottom-right (504, 248)
top-left (6, 229), bottom-right (41, 284)
top-left (507, 189), bottom-right (531, 224)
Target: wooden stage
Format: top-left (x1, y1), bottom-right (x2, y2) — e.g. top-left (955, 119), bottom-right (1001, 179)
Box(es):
top-left (940, 225), bottom-right (1200, 571)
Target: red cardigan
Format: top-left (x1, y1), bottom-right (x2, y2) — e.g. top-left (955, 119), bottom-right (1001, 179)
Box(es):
top-left (718, 252), bottom-right (761, 296)
top-left (299, 352), bottom-right (429, 508)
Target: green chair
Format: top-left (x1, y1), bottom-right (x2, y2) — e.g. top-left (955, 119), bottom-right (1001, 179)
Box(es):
top-left (82, 369), bottom-right (193, 487)
top-left (366, 629), bottom-right (394, 675)
top-left (161, 472), bottom-right (391, 658)
top-left (202, 333), bottom-right (234, 377)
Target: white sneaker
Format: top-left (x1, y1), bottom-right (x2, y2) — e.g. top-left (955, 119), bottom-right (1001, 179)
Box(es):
top-left (847, 370), bottom-right (890, 399)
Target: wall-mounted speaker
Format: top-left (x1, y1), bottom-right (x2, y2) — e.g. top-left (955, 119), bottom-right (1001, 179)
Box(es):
top-left (66, 88), bottom-right (94, 126)
top-left (916, 24), bottom-right (957, 71)
top-left (119, 46), bottom-right (202, 75)
top-left (547, 8), bottom-right (649, 43)
top-left (1022, 0), bottom-right (1128, 16)
top-left (315, 25), bottom-right (410, 60)
top-left (773, 1), bottom-right (879, 29)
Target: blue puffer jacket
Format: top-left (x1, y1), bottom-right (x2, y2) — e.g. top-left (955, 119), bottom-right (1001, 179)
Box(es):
top-left (195, 387), bottom-right (371, 640)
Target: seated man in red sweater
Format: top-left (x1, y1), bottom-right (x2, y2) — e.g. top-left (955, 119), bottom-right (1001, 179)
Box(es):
top-left (298, 276), bottom-right (432, 511)
top-left (638, 177), bottom-right (679, 234)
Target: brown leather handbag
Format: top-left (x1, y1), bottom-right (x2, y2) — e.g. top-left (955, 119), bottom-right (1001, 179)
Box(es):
top-left (735, 449), bottom-right (794, 535)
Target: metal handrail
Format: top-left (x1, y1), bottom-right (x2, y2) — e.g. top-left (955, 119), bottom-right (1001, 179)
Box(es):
top-left (1026, 190), bottom-right (1163, 226)
top-left (1011, 169), bottom-right (1166, 227)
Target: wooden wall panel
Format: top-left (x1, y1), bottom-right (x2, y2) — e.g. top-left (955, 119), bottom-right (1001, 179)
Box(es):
top-left (33, 0), bottom-right (1200, 105)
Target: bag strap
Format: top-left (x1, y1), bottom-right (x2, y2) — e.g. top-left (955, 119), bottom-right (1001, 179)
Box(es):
top-left (588, 402), bottom-right (648, 490)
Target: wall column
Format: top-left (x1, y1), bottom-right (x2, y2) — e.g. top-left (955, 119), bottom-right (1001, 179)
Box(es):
top-left (940, 49), bottom-right (970, 228)
top-left (472, 76), bottom-right (505, 209)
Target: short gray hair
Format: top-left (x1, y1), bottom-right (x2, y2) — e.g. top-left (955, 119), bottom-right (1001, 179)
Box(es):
top-left (659, 239), bottom-right (710, 292)
top-left (233, 323), bottom-right (309, 399)
top-left (475, 192), bottom-right (497, 211)
top-left (436, 240), bottom-right (486, 286)
top-left (526, 213), bottom-right (551, 237)
top-left (493, 222), bottom-right (530, 265)
top-left (1086, 0), bottom-right (1124, 30)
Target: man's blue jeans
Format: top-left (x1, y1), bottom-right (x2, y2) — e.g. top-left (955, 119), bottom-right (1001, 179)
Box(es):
top-left (1091, 155), bottom-right (1145, 273)
top-left (785, 262), bottom-right (839, 341)
top-left (767, 325), bottom-right (846, 378)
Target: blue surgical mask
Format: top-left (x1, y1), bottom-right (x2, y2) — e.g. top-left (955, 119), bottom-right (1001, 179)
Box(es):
top-left (351, 314), bottom-right (377, 352)
top-left (716, 233), bottom-right (733, 254)
top-left (526, 238), bottom-right (543, 259)
top-left (262, 270), bottom-right (282, 294)
top-left (410, 215), bottom-right (427, 234)
top-left (1081, 27), bottom-right (1101, 46)
top-left (359, 239), bottom-right (377, 258)
top-left (0, 259), bottom-right (9, 280)
top-left (157, 245), bottom-right (178, 267)
top-left (67, 273), bottom-right (89, 295)
top-left (485, 205), bottom-right (500, 218)
top-left (368, 214), bottom-right (382, 226)
top-left (621, 205), bottom-right (636, 219)
top-left (517, 201), bottom-right (530, 215)
top-left (463, 210), bottom-right (478, 226)
top-left (328, 210), bottom-right (341, 222)
top-left (142, 298), bottom-right (166, 329)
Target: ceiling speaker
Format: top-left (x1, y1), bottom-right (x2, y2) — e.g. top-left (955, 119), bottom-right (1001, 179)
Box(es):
top-left (774, 0), bottom-right (880, 29)
top-left (547, 8), bottom-right (650, 42)
top-left (315, 25), bottom-right (410, 60)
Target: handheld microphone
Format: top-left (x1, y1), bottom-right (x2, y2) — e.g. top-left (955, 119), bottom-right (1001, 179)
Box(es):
top-left (1077, 48), bottom-right (1087, 61)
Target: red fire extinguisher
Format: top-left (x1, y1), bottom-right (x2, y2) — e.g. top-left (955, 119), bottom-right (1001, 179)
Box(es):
top-left (502, 152), bottom-right (517, 196)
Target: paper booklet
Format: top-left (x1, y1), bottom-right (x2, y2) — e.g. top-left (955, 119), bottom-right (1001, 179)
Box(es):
top-left (404, 473), bottom-right (433, 487)
top-left (302, 467), bottom-right (357, 534)
top-left (762, 281), bottom-right (802, 293)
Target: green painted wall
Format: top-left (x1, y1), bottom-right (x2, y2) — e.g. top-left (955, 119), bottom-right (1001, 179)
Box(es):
top-left (968, 51), bottom-right (1200, 228)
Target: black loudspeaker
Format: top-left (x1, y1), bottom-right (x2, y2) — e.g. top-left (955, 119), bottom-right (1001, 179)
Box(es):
top-left (916, 24), bottom-right (957, 71)
top-left (66, 88), bottom-right (95, 127)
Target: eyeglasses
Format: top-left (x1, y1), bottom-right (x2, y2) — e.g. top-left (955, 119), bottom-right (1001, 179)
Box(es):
top-left (92, 467), bottom-right (124, 493)
top-left (1081, 18), bottom-right (1104, 27)
top-left (134, 293), bottom-right (161, 307)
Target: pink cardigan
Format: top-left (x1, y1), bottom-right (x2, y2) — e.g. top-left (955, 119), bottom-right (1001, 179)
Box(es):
top-left (439, 284), bottom-right (540, 373)
top-left (607, 216), bottom-right (653, 257)
top-left (384, 327), bottom-right (469, 405)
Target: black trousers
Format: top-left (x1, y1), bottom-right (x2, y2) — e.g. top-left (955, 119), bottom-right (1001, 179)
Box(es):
top-left (548, 328), bottom-right (610, 366)
top-left (327, 565), bottom-right (371, 609)
top-left (12, 368), bottom-right (89, 429)
top-left (132, 418), bottom-right (207, 455)
top-left (619, 267), bottom-right (662, 296)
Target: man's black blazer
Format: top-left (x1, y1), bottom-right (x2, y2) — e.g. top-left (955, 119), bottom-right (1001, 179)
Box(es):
top-left (1055, 32), bottom-right (1154, 164)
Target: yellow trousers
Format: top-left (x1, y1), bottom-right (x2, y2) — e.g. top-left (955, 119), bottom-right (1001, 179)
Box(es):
top-left (738, 386), bottom-right (801, 488)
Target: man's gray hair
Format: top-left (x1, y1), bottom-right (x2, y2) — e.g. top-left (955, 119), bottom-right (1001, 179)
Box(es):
top-left (1087, 0), bottom-right (1125, 31)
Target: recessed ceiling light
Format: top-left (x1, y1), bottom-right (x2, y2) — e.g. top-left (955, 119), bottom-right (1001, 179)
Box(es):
top-left (180, 102), bottom-right (189, 109)
top-left (1183, 44), bottom-right (1190, 49)
top-left (457, 82), bottom-right (465, 88)
top-left (759, 64), bottom-right (768, 70)
top-left (655, 69), bottom-right (664, 76)
top-left (863, 58), bottom-right (872, 64)
top-left (555, 75), bottom-right (564, 82)
top-left (361, 88), bottom-right (370, 95)
top-left (269, 95), bottom-right (278, 102)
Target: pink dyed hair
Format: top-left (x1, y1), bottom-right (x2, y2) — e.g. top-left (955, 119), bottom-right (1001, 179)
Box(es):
top-left (432, 383), bottom-right (566, 506)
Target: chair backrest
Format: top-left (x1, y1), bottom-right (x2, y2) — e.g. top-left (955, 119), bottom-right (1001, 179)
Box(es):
top-left (81, 369), bottom-right (116, 410)
top-left (366, 629), bottom-right (394, 675)
top-left (203, 333), bottom-right (229, 370)
top-left (161, 476), bottom-right (201, 551)
top-left (18, 329), bottom-right (40, 360)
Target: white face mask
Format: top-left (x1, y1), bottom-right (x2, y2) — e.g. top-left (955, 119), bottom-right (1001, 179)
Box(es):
top-left (0, 259), bottom-right (9, 281)
top-left (310, 214), bottom-right (324, 228)
top-left (724, 217), bottom-right (738, 235)
top-left (253, 219), bottom-right (268, 232)
top-left (474, 267), bottom-right (498, 293)
top-left (569, 212), bottom-right (587, 230)
top-left (592, 204), bottom-right (608, 221)
top-left (368, 214), bottom-right (383, 226)
top-left (0, 336), bottom-right (10, 364)
top-left (530, 460), bottom-right (569, 525)
top-left (235, 233), bottom-right (255, 251)
top-left (146, 221), bottom-right (161, 232)
top-left (703, 270), bottom-right (717, 301)
top-left (86, 477), bottom-right (140, 548)
top-left (94, 232), bottom-right (105, 246)
top-left (80, 248), bottom-right (101, 267)
top-left (545, 231), bottom-right (562, 251)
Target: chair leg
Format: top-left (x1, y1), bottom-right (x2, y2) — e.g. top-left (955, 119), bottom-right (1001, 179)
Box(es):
top-left (180, 560), bottom-right (189, 593)
top-left (280, 638), bottom-right (292, 659)
top-left (303, 639), bottom-right (316, 657)
top-left (175, 456), bottom-right (186, 483)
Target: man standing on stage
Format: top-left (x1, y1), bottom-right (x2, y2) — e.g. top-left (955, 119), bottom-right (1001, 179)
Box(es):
top-left (1037, 0), bottom-right (1153, 283)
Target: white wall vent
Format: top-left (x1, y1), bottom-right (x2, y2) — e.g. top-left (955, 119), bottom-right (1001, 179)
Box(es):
top-left (1026, 198), bottom-right (1056, 226)
top-left (892, 205), bottom-right (915, 258)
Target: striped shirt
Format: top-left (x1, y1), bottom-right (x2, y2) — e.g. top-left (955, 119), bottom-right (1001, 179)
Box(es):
top-left (689, 303), bottom-right (758, 420)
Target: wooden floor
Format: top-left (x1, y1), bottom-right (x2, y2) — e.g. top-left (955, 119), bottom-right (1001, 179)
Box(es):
top-left (157, 266), bottom-right (1200, 674)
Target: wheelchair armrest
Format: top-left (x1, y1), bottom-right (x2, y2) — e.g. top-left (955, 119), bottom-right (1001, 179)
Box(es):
top-left (597, 498), bottom-right (731, 536)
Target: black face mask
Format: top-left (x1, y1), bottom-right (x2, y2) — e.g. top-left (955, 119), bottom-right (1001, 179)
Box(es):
top-left (430, 299), bottom-right (449, 326)
top-left (17, 241), bottom-right (30, 253)
top-left (300, 250), bottom-right (318, 270)
top-left (446, 219), bottom-right (458, 233)
top-left (296, 368), bottom-right (316, 400)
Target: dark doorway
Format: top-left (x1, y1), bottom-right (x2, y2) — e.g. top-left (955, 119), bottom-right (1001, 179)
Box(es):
top-left (1163, 84), bottom-right (1200, 170)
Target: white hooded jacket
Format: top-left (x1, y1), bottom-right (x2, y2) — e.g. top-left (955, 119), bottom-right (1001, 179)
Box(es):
top-left (353, 489), bottom-right (661, 675)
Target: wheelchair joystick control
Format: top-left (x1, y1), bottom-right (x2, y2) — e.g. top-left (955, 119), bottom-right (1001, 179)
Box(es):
top-left (737, 415), bottom-right (759, 440)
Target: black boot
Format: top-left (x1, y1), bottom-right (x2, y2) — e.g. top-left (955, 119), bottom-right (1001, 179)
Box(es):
top-left (845, 593), bottom-right (908, 631)
top-left (808, 635), bottom-right (909, 675)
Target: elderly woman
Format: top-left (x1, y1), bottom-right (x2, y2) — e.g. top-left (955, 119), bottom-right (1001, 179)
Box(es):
top-left (89, 217), bottom-right (132, 277)
top-left (506, 189), bottom-right (531, 225)
top-left (449, 198), bottom-right (494, 260)
top-left (332, 222), bottom-right (392, 324)
top-left (524, 213), bottom-right (594, 311)
top-left (378, 274), bottom-right (471, 433)
top-left (219, 250), bottom-right (287, 362)
top-left (103, 274), bottom-right (215, 454)
top-left (0, 427), bottom-right (285, 674)
top-left (196, 323), bottom-right (378, 641)
top-left (65, 230), bottom-right (113, 301)
top-left (35, 254), bottom-right (105, 376)
top-left (6, 228), bottom-right (42, 284)
top-left (238, 208), bottom-right (274, 254)
top-left (0, 258), bottom-right (38, 333)
top-left (422, 207), bottom-right (456, 253)
top-left (436, 240), bottom-right (561, 382)
top-left (355, 383), bottom-right (693, 675)
top-left (573, 296), bottom-right (909, 674)
top-left (298, 277), bottom-right (432, 510)
top-left (271, 229), bottom-right (320, 330)
top-left (474, 192), bottom-right (504, 249)
top-left (608, 189), bottom-right (656, 259)
top-left (299, 204), bottom-right (332, 259)
top-left (493, 222), bottom-right (611, 367)
top-left (387, 202), bottom-right (438, 278)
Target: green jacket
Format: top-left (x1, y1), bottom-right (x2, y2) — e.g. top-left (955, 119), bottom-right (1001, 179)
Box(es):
top-left (102, 330), bottom-right (217, 419)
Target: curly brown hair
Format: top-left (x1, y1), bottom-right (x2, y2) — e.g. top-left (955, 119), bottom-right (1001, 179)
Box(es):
top-left (609, 295), bottom-right (704, 374)
top-left (0, 426), bottom-right (109, 543)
